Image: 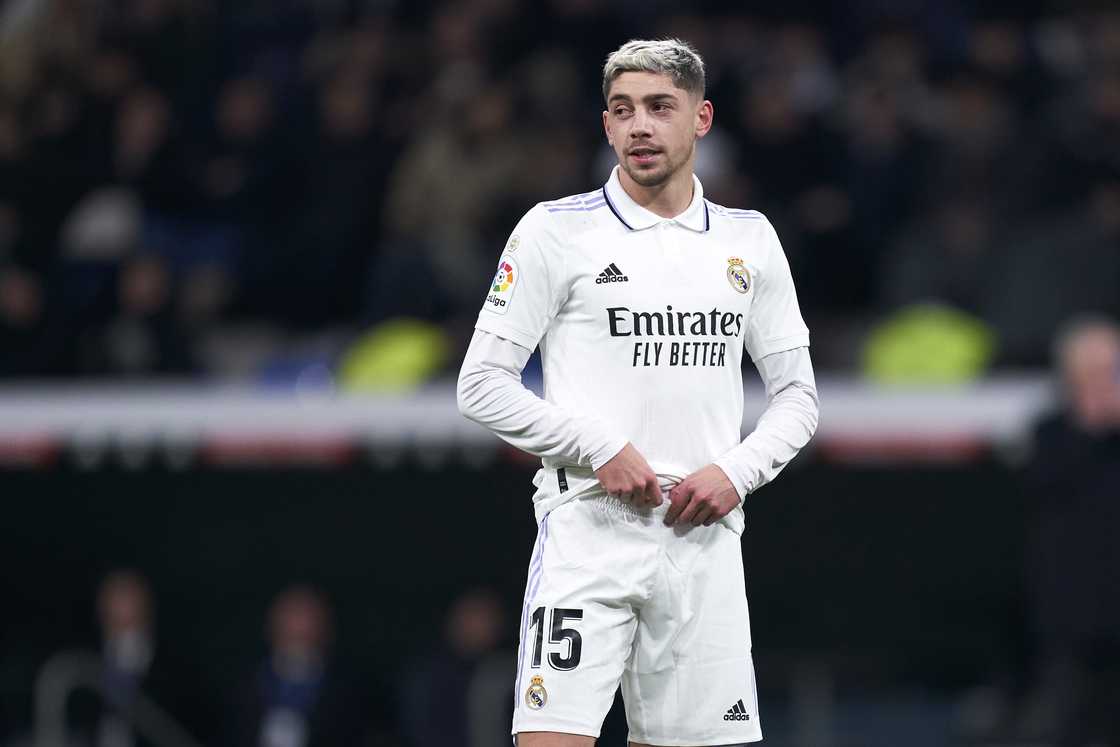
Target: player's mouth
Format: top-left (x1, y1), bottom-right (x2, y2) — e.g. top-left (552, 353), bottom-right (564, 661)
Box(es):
top-left (628, 147), bottom-right (662, 165)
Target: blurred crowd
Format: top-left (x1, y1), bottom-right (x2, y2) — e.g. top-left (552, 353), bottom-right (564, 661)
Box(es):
top-left (1, 0), bottom-right (1119, 381)
top-left (16, 571), bottom-right (513, 747)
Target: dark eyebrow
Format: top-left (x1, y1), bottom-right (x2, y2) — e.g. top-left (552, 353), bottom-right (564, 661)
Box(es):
top-left (607, 92), bottom-right (680, 105)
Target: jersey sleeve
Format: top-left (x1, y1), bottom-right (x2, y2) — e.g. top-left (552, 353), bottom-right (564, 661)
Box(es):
top-left (744, 219), bottom-right (811, 362)
top-left (473, 205), bottom-right (565, 351)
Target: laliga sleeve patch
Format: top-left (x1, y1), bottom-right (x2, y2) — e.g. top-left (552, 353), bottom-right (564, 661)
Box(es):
top-left (483, 255), bottom-right (518, 315)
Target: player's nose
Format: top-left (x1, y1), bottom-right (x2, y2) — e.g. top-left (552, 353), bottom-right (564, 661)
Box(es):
top-left (629, 108), bottom-right (653, 135)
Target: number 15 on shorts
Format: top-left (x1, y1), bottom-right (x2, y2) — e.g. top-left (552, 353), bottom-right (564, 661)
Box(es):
top-left (528, 607), bottom-right (583, 670)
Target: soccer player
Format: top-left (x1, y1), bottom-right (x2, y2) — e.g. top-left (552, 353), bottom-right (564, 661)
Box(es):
top-left (457, 38), bottom-right (819, 747)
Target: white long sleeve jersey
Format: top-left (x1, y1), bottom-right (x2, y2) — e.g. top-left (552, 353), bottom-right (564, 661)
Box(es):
top-left (457, 167), bottom-right (819, 534)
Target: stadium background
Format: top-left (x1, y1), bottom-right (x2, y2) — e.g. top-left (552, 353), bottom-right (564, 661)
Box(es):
top-left (1, 0), bottom-right (1118, 746)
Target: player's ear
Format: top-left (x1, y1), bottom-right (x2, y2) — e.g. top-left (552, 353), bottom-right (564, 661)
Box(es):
top-left (602, 109), bottom-right (613, 145)
top-left (695, 99), bottom-right (713, 139)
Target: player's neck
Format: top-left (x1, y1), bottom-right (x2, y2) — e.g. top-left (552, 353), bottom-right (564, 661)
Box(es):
top-left (617, 166), bottom-right (695, 219)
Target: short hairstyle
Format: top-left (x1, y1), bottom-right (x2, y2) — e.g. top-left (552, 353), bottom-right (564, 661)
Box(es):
top-left (602, 38), bottom-right (706, 102)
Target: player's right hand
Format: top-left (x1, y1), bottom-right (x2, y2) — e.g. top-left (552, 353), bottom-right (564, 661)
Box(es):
top-left (594, 443), bottom-right (662, 508)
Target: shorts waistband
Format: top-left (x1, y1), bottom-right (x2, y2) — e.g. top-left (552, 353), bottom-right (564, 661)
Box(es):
top-left (581, 492), bottom-right (669, 523)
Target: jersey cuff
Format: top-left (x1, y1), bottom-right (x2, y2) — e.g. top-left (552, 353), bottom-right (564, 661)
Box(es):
top-left (713, 456), bottom-right (752, 501)
top-left (588, 435), bottom-right (629, 472)
top-left (748, 333), bottom-right (810, 362)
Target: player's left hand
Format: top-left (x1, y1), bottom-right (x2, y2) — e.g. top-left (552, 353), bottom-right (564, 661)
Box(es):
top-left (663, 464), bottom-right (741, 527)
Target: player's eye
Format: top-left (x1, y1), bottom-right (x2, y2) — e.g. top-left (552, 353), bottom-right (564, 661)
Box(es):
top-left (614, 107), bottom-right (631, 118)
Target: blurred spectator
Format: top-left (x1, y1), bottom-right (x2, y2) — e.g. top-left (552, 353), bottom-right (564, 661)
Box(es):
top-left (50, 570), bottom-right (176, 747)
top-left (0, 266), bottom-right (43, 374)
top-left (96, 571), bottom-right (160, 746)
top-left (79, 254), bottom-right (198, 377)
top-left (399, 588), bottom-right (512, 747)
top-left (113, 88), bottom-right (175, 190)
top-left (230, 586), bottom-right (366, 747)
top-left (1019, 317), bottom-right (1120, 745)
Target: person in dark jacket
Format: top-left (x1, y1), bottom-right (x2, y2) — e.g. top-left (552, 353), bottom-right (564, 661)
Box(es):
top-left (1021, 316), bottom-right (1120, 746)
top-left (231, 586), bottom-right (366, 747)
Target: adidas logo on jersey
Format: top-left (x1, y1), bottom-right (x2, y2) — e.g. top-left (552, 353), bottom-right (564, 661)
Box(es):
top-left (596, 263), bottom-right (629, 284)
top-left (723, 698), bottom-right (751, 721)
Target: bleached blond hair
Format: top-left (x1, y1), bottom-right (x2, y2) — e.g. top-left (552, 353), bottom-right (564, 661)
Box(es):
top-left (602, 38), bottom-right (706, 102)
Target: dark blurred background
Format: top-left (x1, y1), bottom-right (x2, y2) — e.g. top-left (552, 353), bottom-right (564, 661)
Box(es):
top-left (1, 0), bottom-right (1119, 746)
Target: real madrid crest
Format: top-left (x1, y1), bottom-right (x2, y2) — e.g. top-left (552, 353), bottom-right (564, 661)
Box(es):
top-left (525, 675), bottom-right (548, 710)
top-left (726, 257), bottom-right (750, 294)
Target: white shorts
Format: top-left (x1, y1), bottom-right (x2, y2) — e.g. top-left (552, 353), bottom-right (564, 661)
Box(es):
top-left (512, 492), bottom-right (762, 745)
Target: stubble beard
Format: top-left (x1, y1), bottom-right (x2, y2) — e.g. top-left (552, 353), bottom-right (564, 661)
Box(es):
top-left (624, 161), bottom-right (672, 187)
top-left (619, 140), bottom-right (693, 188)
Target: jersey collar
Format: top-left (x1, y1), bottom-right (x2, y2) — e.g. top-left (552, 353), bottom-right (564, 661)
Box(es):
top-left (602, 165), bottom-right (710, 233)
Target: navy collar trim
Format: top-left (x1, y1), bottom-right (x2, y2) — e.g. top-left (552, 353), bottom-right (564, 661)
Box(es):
top-left (601, 177), bottom-right (711, 233)
top-left (602, 187), bottom-right (634, 230)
